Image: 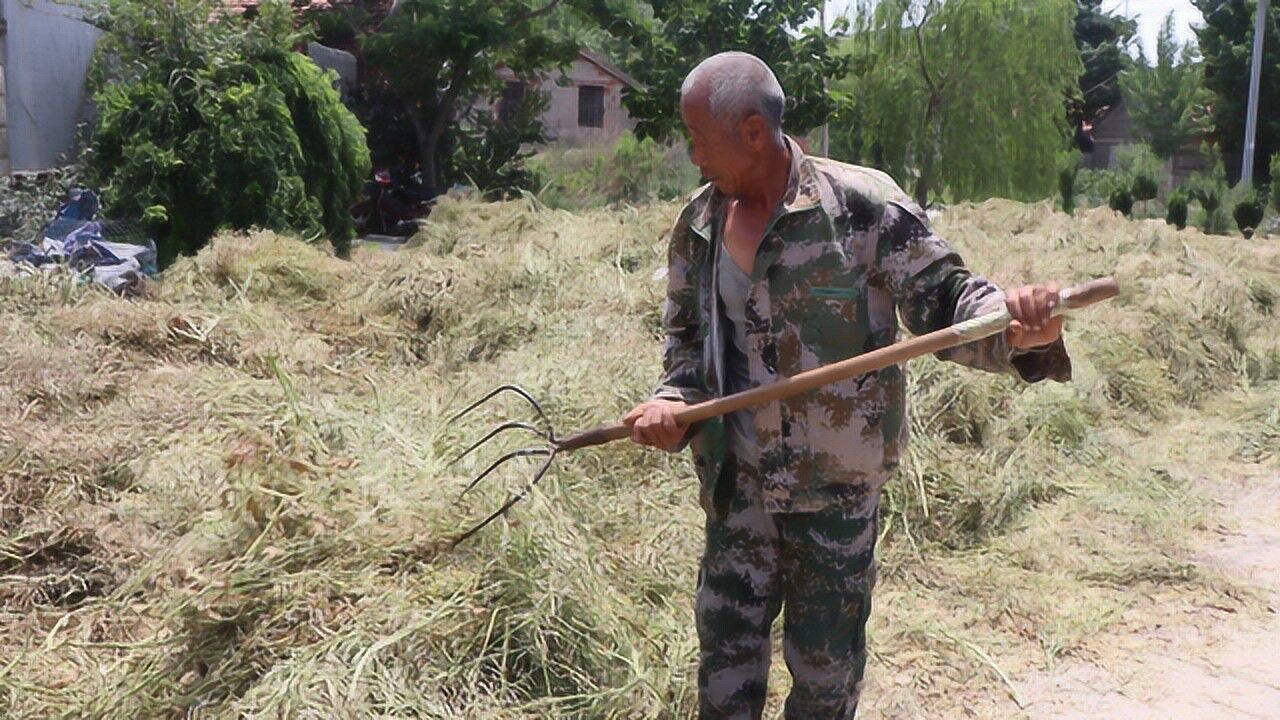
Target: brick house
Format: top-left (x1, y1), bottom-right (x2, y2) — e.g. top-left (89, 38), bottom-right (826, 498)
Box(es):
top-left (496, 50), bottom-right (640, 145)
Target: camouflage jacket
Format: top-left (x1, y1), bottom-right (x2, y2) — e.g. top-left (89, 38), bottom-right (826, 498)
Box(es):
top-left (654, 141), bottom-right (1072, 515)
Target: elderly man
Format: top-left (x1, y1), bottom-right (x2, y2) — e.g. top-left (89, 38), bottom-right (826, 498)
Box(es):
top-left (622, 52), bottom-right (1071, 719)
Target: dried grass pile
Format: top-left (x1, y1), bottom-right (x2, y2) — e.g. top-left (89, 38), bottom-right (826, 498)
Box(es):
top-left (0, 197), bottom-right (1276, 718)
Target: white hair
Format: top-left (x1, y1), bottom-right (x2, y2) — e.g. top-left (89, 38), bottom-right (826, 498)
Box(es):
top-left (680, 52), bottom-right (786, 135)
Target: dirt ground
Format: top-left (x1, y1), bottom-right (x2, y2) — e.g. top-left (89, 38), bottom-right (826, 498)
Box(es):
top-left (1010, 472), bottom-right (1280, 719)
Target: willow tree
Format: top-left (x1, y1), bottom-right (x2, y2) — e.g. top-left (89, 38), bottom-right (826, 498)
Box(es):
top-left (846, 0), bottom-right (1082, 207)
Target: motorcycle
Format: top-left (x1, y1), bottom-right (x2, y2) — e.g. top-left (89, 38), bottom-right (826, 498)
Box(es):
top-left (351, 168), bottom-right (437, 237)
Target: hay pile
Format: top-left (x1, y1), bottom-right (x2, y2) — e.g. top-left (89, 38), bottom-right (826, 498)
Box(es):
top-left (1, 197), bottom-right (1276, 717)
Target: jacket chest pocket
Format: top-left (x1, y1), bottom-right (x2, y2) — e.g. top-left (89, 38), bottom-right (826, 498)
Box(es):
top-left (800, 281), bottom-right (868, 366)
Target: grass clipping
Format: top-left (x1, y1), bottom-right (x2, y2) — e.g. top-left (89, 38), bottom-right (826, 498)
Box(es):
top-left (0, 198), bottom-right (1277, 718)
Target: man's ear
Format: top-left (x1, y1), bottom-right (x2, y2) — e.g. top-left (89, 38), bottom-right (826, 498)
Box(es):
top-left (740, 114), bottom-right (769, 149)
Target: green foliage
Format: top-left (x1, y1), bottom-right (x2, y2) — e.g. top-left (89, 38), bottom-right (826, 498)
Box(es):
top-left (1070, 0), bottom-right (1137, 129)
top-left (843, 0), bottom-right (1081, 206)
top-left (1166, 189), bottom-right (1189, 229)
top-left (1233, 188), bottom-right (1265, 238)
top-left (1131, 173), bottom-right (1159, 203)
top-left (578, 0), bottom-right (849, 142)
top-left (1272, 153), bottom-right (1280, 211)
top-left (529, 133), bottom-right (700, 209)
top-left (1188, 149), bottom-right (1229, 233)
top-left (1194, 0), bottom-right (1280, 186)
top-left (1112, 144), bottom-right (1163, 185)
top-left (0, 168), bottom-right (82, 244)
top-left (356, 0), bottom-right (588, 189)
top-left (604, 133), bottom-right (696, 205)
top-left (445, 91), bottom-right (551, 199)
top-left (1075, 168), bottom-right (1115, 206)
top-left (85, 0), bottom-right (369, 266)
top-left (1120, 12), bottom-right (1212, 159)
top-left (1109, 144), bottom-right (1163, 209)
top-left (1108, 185), bottom-right (1134, 216)
top-left (1058, 152), bottom-right (1081, 214)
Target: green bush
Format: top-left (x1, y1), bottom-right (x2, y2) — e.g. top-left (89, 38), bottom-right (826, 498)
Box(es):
top-left (0, 168), bottom-right (83, 243)
top-left (1131, 173), bottom-right (1159, 203)
top-left (1057, 152), bottom-right (1080, 215)
top-left (1233, 188), bottom-right (1265, 238)
top-left (1112, 144), bottom-right (1162, 215)
top-left (529, 133), bottom-right (700, 210)
top-left (1113, 144), bottom-right (1163, 186)
top-left (1108, 186), bottom-right (1134, 216)
top-left (1271, 153), bottom-right (1280, 212)
top-left (1189, 151), bottom-right (1229, 233)
top-left (1076, 168), bottom-right (1120, 207)
top-left (1166, 189), bottom-right (1188, 229)
top-left (446, 91), bottom-right (550, 200)
top-left (85, 0), bottom-right (369, 266)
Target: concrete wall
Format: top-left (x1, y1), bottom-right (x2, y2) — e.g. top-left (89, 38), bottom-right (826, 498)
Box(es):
top-left (1, 61), bottom-right (9, 175)
top-left (1, 0), bottom-right (100, 172)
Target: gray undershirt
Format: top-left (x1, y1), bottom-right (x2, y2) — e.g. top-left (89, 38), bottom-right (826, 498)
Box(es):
top-left (718, 244), bottom-right (758, 467)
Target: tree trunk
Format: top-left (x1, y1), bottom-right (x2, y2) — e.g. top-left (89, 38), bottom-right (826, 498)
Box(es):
top-left (423, 104), bottom-right (452, 193)
top-left (914, 155), bottom-right (931, 208)
top-left (410, 61), bottom-right (470, 193)
top-left (914, 96), bottom-right (939, 208)
top-left (406, 105), bottom-right (437, 191)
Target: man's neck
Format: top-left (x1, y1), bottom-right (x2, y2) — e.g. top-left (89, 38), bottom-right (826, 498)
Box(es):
top-left (735, 139), bottom-right (793, 213)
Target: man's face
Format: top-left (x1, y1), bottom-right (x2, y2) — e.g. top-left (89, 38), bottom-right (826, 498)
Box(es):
top-left (680, 93), bottom-right (753, 197)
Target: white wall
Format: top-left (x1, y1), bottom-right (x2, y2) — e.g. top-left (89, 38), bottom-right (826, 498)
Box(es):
top-left (1, 0), bottom-right (100, 172)
top-left (497, 56), bottom-right (636, 145)
top-left (1, 63), bottom-right (9, 175)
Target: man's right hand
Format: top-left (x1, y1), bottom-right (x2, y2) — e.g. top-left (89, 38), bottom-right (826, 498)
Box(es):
top-left (623, 398), bottom-right (691, 450)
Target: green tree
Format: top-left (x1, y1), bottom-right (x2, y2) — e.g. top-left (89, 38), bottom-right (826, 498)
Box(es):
top-left (446, 90), bottom-right (551, 198)
top-left (587, 0), bottom-right (849, 142)
top-left (1194, 0), bottom-right (1280, 186)
top-left (1120, 12), bottom-right (1212, 159)
top-left (86, 0), bottom-right (369, 265)
top-left (1166, 188), bottom-right (1189, 229)
top-left (1233, 188), bottom-right (1264, 238)
top-left (846, 0), bottom-right (1081, 206)
top-left (1070, 0), bottom-right (1137, 132)
top-left (346, 0), bottom-right (605, 191)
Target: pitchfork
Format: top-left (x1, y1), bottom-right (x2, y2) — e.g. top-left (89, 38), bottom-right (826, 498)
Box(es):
top-left (446, 277), bottom-right (1120, 545)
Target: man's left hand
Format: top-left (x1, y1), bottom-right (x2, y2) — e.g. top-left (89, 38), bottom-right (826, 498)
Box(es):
top-left (1005, 282), bottom-right (1064, 349)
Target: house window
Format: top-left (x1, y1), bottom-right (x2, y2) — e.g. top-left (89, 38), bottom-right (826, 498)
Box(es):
top-left (578, 86), bottom-right (604, 128)
top-left (499, 81), bottom-right (526, 123)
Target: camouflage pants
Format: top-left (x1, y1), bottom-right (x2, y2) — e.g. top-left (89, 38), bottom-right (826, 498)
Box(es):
top-left (696, 460), bottom-right (879, 720)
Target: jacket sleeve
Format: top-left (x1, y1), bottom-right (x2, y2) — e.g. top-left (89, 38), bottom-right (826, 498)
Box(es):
top-left (652, 213), bottom-right (714, 405)
top-left (875, 199), bottom-right (1071, 383)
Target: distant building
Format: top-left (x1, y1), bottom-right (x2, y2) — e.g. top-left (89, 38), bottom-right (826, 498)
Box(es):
top-left (1083, 99), bottom-right (1213, 187)
top-left (496, 50), bottom-right (641, 145)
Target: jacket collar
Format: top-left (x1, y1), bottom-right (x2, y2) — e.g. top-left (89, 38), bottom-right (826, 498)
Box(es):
top-left (688, 136), bottom-right (822, 241)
